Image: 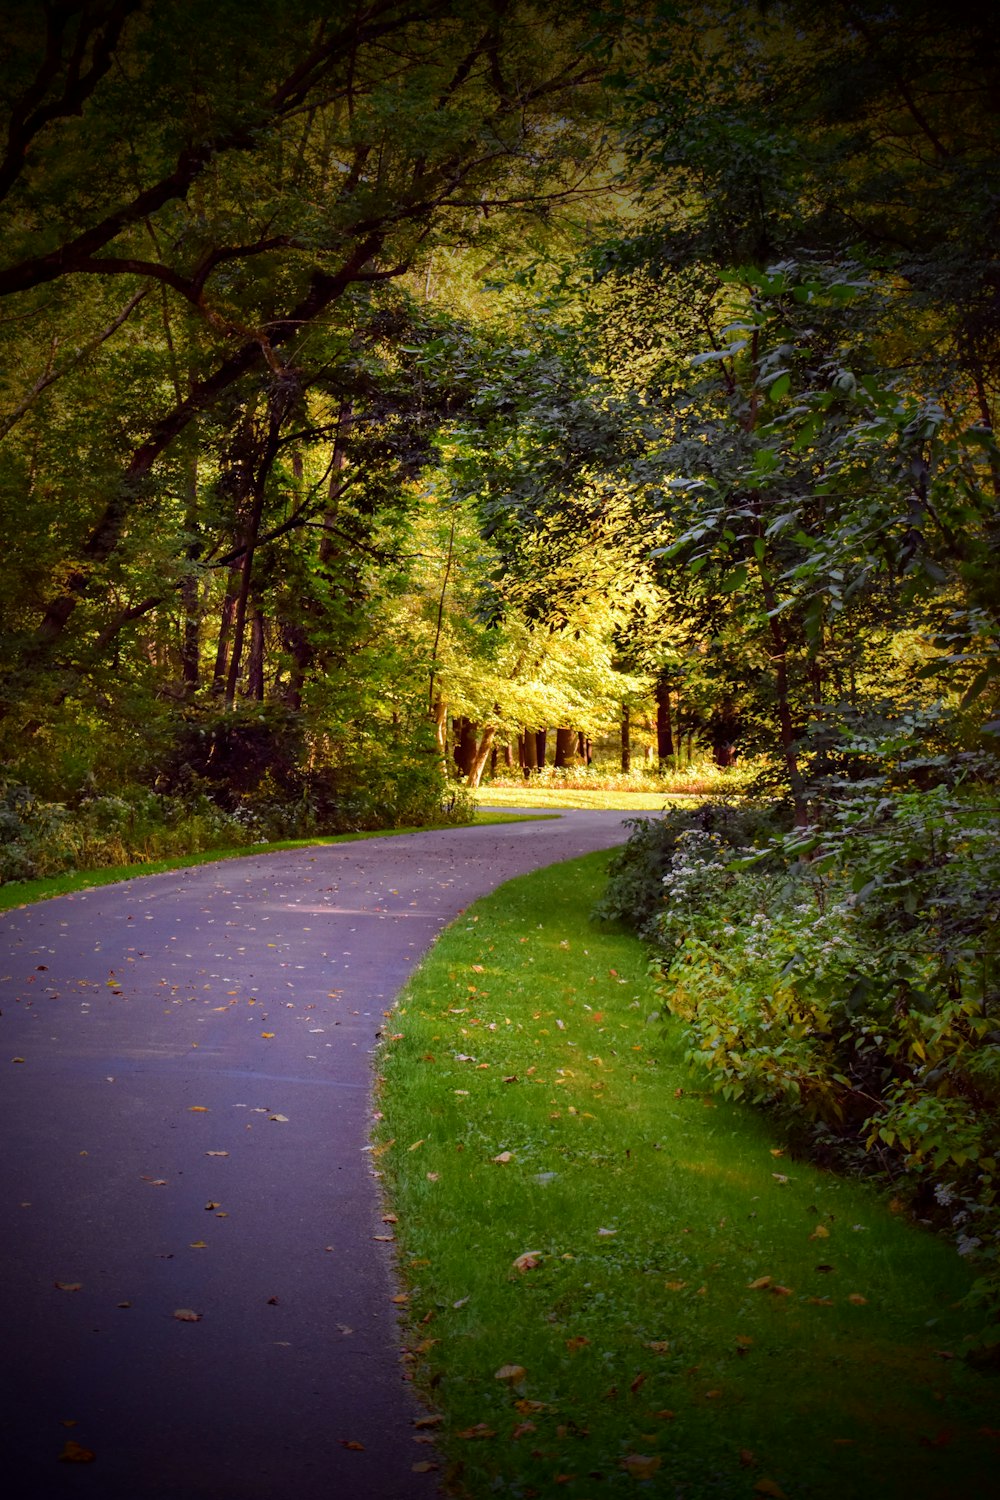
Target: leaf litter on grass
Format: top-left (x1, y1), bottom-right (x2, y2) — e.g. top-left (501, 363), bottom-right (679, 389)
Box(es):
top-left (376, 851), bottom-right (1000, 1499)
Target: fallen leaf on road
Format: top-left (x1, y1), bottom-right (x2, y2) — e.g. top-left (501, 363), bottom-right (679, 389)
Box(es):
top-left (54, 1281), bottom-right (82, 1292)
top-left (269, 1114), bottom-right (289, 1123)
top-left (189, 1241), bottom-right (208, 1250)
top-left (188, 1106), bottom-right (208, 1113)
top-left (205, 1151), bottom-right (229, 1157)
top-left (58, 1441), bottom-right (95, 1463)
top-left (261, 1033), bottom-right (275, 1039)
top-left (412, 1461), bottom-right (438, 1473)
top-left (413, 1415), bottom-right (443, 1429)
top-left (173, 1309), bottom-right (201, 1322)
top-left (340, 1439), bottom-right (364, 1451)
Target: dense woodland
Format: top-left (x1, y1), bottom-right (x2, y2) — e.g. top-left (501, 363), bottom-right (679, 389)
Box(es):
top-left (1, 2), bottom-right (999, 1324)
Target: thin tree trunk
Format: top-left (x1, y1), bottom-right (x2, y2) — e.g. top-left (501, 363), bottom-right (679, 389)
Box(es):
top-left (212, 568), bottom-right (241, 695)
top-left (522, 729), bottom-right (538, 778)
top-left (246, 607), bottom-right (265, 700)
top-left (621, 704), bottom-right (631, 773)
top-left (467, 724), bottom-right (497, 787)
top-left (655, 678), bottom-right (675, 767)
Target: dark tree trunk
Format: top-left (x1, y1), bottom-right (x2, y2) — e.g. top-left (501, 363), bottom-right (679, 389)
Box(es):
top-left (655, 678), bottom-right (675, 767)
top-left (246, 607), bottom-right (265, 701)
top-left (554, 727), bottom-right (576, 768)
top-left (212, 568), bottom-right (241, 695)
top-left (535, 729), bottom-right (547, 767)
top-left (180, 443), bottom-right (201, 693)
top-left (455, 717), bottom-right (478, 778)
top-left (621, 704), bottom-right (631, 773)
top-left (521, 729), bottom-right (538, 778)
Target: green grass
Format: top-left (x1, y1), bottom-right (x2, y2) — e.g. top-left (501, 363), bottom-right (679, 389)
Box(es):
top-left (376, 852), bottom-right (999, 1500)
top-left (0, 810), bottom-right (549, 911)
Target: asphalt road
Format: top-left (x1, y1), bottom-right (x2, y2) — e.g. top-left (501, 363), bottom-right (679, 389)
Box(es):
top-left (0, 811), bottom-right (639, 1500)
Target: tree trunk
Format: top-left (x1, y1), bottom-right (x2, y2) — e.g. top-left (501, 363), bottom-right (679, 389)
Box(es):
top-left (432, 695), bottom-right (447, 757)
top-left (246, 607), bottom-right (265, 701)
top-left (521, 729), bottom-right (538, 778)
top-left (455, 717), bottom-right (478, 778)
top-left (554, 727), bottom-right (576, 768)
top-left (212, 567), bottom-right (241, 695)
top-left (180, 440), bottom-right (201, 694)
top-left (621, 704), bottom-right (631, 773)
top-left (535, 729), bottom-right (547, 767)
top-left (467, 724), bottom-right (497, 787)
top-left (655, 678), bottom-right (675, 767)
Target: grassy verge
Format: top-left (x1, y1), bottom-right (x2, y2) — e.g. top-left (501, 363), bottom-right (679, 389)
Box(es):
top-left (0, 810), bottom-right (549, 912)
top-left (376, 852), bottom-right (999, 1500)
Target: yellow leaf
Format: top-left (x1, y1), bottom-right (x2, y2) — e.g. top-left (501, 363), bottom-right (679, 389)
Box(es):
top-left (261, 1032), bottom-right (275, 1039)
top-left (189, 1241), bottom-right (208, 1250)
top-left (810, 1225), bottom-right (830, 1240)
top-left (408, 1139), bottom-right (425, 1151)
top-left (494, 1364), bottom-right (527, 1383)
top-left (188, 1105), bottom-right (208, 1112)
top-left (665, 1280), bottom-right (687, 1291)
top-left (413, 1415), bottom-right (443, 1429)
top-left (173, 1309), bottom-right (201, 1322)
top-left (392, 1293), bottom-right (409, 1304)
top-left (621, 1453), bottom-right (661, 1480)
top-left (58, 1441), bottom-right (96, 1464)
top-left (748, 1276), bottom-right (772, 1290)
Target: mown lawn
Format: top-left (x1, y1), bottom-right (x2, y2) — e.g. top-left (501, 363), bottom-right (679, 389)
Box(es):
top-left (376, 851), bottom-right (999, 1500)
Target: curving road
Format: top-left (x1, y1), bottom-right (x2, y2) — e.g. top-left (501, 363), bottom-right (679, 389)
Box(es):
top-left (0, 811), bottom-right (639, 1500)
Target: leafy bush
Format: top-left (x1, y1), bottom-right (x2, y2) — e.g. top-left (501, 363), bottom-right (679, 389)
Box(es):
top-left (596, 788), bottom-right (1000, 1342)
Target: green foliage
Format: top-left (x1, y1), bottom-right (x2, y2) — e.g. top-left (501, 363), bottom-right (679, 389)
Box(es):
top-left (602, 788), bottom-right (1000, 1331)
